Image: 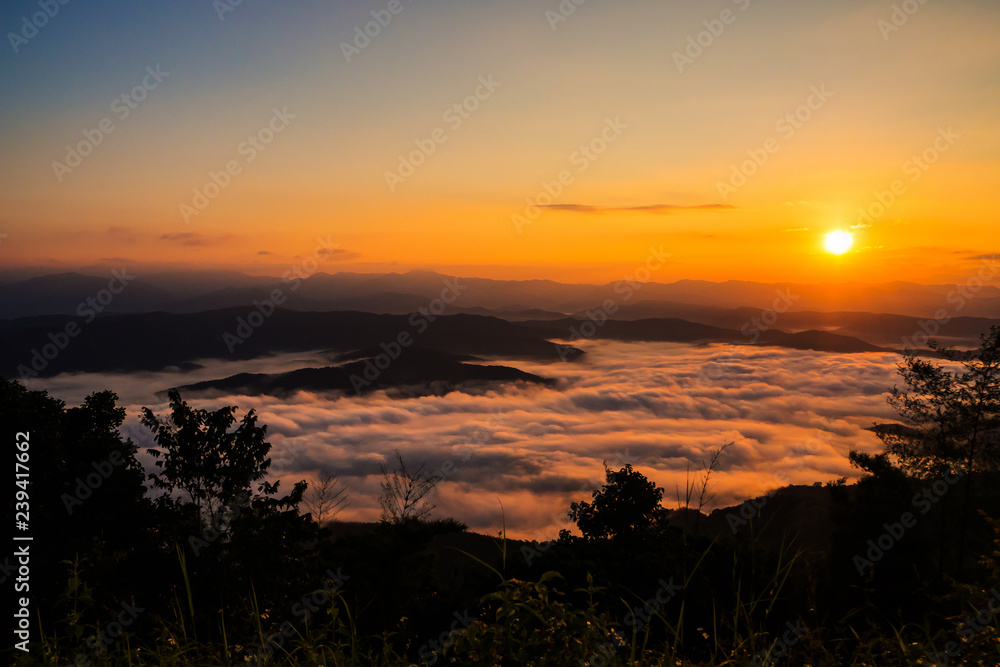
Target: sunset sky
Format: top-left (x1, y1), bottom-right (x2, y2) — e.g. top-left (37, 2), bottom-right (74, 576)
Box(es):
top-left (2, 0), bottom-right (998, 284)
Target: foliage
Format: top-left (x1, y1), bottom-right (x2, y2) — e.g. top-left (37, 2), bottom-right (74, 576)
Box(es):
top-left (569, 463), bottom-right (667, 541)
top-left (883, 325), bottom-right (1000, 479)
top-left (439, 572), bottom-right (623, 666)
top-left (9, 338), bottom-right (1000, 667)
top-left (141, 389), bottom-right (279, 529)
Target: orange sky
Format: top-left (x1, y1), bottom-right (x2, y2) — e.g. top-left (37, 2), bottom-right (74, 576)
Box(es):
top-left (1, 0), bottom-right (998, 284)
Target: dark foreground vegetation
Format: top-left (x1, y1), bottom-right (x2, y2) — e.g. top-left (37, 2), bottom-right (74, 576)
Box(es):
top-left (5, 329), bottom-right (1000, 666)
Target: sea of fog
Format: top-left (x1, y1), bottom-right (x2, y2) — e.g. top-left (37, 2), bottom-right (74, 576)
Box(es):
top-left (27, 341), bottom-right (903, 540)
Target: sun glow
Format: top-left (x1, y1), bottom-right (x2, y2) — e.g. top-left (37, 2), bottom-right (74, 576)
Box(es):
top-left (824, 230), bottom-right (854, 255)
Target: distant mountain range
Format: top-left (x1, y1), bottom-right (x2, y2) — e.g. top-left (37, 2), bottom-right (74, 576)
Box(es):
top-left (2, 269), bottom-right (998, 322)
top-left (518, 318), bottom-right (887, 353)
top-left (0, 306), bottom-right (902, 384)
top-left (0, 310), bottom-right (580, 379)
top-left (2, 269), bottom-right (998, 386)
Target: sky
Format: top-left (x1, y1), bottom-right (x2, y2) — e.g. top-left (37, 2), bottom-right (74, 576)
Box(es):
top-left (2, 0), bottom-right (999, 284)
top-left (28, 340), bottom-right (902, 538)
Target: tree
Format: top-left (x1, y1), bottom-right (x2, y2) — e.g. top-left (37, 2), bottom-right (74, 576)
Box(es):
top-left (141, 389), bottom-right (279, 531)
top-left (1, 379), bottom-right (154, 629)
top-left (303, 473), bottom-right (350, 524)
top-left (378, 450), bottom-right (439, 523)
top-left (879, 326), bottom-right (1000, 568)
top-left (568, 464), bottom-right (667, 541)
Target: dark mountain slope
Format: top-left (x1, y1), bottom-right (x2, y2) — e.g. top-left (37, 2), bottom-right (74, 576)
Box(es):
top-left (172, 348), bottom-right (551, 398)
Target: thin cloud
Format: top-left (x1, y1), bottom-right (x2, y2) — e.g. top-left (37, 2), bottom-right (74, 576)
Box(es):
top-left (540, 204), bottom-right (737, 214)
top-left (107, 226), bottom-right (137, 242)
top-left (292, 248), bottom-right (361, 261)
top-left (160, 232), bottom-right (231, 247)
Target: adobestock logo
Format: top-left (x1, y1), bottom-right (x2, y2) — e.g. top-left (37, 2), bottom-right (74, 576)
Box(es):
top-left (52, 66), bottom-right (169, 182)
top-left (7, 0), bottom-right (71, 54)
top-left (17, 269), bottom-right (135, 380)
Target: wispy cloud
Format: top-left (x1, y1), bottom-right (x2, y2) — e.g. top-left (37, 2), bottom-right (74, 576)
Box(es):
top-left (106, 226), bottom-right (137, 242)
top-left (293, 248), bottom-right (361, 261)
top-left (160, 232), bottom-right (231, 247)
top-left (540, 204), bottom-right (737, 214)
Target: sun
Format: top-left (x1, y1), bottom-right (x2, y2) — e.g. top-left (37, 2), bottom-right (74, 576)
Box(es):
top-left (824, 230), bottom-right (854, 255)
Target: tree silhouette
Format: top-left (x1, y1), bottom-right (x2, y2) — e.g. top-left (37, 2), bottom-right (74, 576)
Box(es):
top-left (569, 464), bottom-right (667, 541)
top-left (378, 450), bottom-right (439, 523)
top-left (303, 473), bottom-right (350, 524)
top-left (141, 389), bottom-right (276, 532)
top-left (879, 326), bottom-right (1000, 568)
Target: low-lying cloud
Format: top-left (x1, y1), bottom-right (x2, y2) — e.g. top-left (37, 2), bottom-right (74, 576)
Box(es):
top-left (27, 342), bottom-right (902, 540)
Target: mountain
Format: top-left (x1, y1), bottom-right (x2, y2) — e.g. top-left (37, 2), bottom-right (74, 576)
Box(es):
top-left (514, 318), bottom-right (887, 353)
top-left (0, 310), bottom-right (581, 378)
top-left (0, 272), bottom-right (176, 318)
top-left (3, 269), bottom-right (999, 320)
top-left (599, 301), bottom-right (1000, 349)
top-left (171, 348), bottom-right (552, 399)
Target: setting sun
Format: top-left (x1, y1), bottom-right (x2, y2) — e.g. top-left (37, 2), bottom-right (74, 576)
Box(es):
top-left (824, 230), bottom-right (854, 255)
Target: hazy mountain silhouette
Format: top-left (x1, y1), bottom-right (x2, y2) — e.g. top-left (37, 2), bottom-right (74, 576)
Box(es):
top-left (0, 272), bottom-right (176, 317)
top-left (514, 318), bottom-right (887, 353)
top-left (0, 308), bottom-right (892, 380)
top-left (602, 301), bottom-right (1000, 348)
top-left (3, 269), bottom-right (999, 320)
